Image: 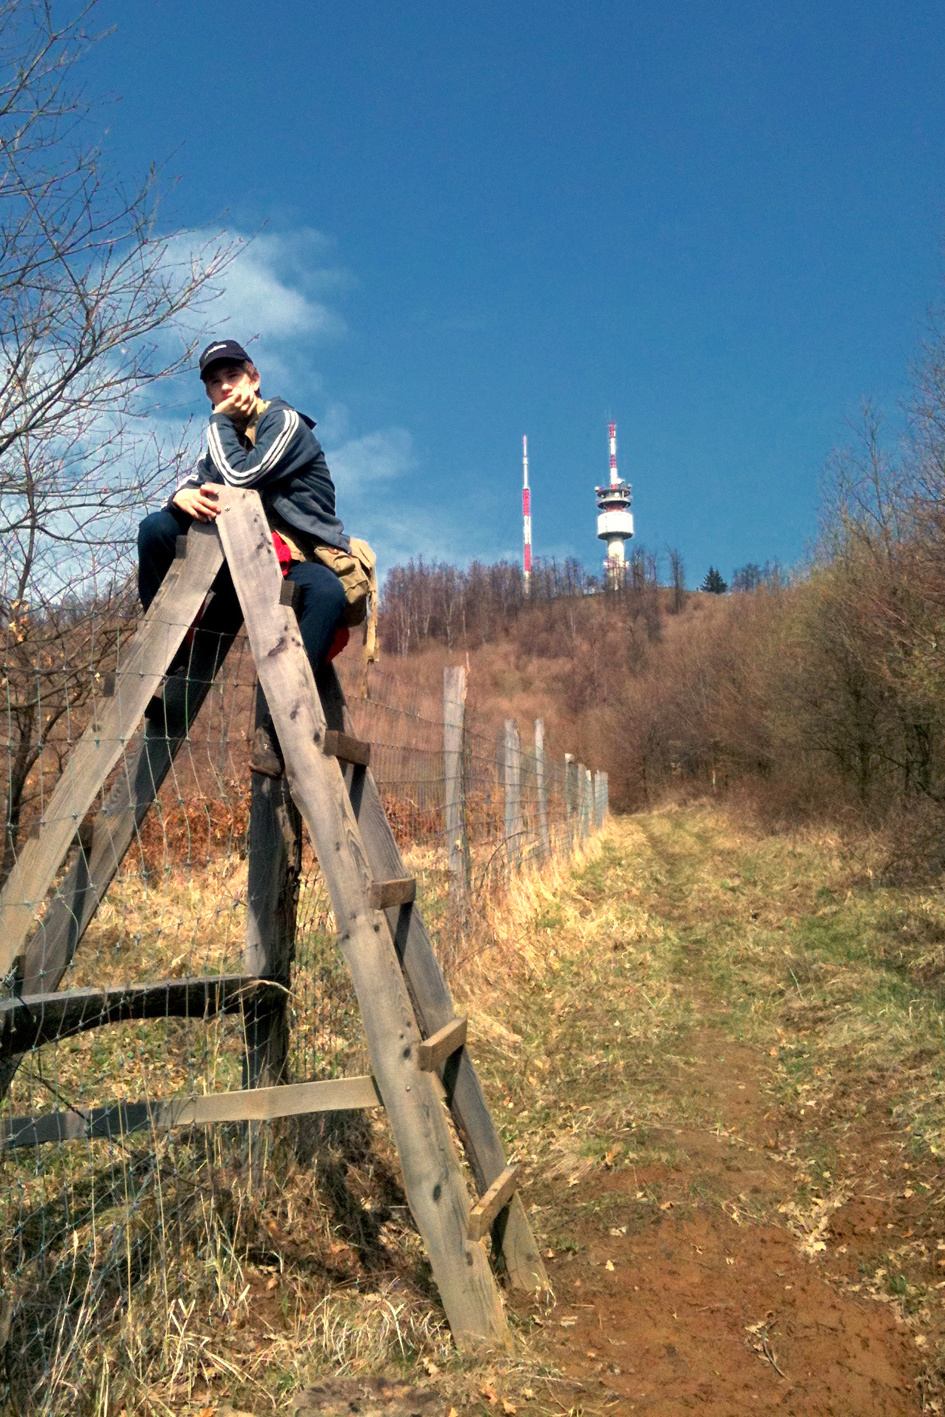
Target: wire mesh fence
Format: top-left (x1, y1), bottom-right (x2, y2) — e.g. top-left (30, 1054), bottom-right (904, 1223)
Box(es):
top-left (0, 620), bottom-right (607, 1414)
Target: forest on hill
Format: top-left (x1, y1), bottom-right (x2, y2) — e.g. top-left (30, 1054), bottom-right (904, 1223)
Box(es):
top-left (376, 327), bottom-right (945, 880)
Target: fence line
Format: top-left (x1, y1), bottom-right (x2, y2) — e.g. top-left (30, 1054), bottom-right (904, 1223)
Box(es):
top-left (0, 635), bottom-right (608, 1413)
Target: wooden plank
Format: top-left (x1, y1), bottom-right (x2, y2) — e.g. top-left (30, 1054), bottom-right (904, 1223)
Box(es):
top-left (468, 1165), bottom-right (518, 1243)
top-left (16, 618), bottom-right (238, 1001)
top-left (0, 975), bottom-right (277, 1056)
top-left (417, 1017), bottom-right (467, 1073)
top-left (565, 753), bottom-right (578, 837)
top-left (322, 729), bottom-right (371, 767)
top-left (0, 1075), bottom-right (382, 1150)
top-left (0, 522), bottom-right (224, 980)
top-left (443, 666), bottom-right (470, 898)
top-left (535, 719), bottom-right (550, 858)
top-left (316, 663), bottom-right (548, 1295)
top-left (244, 686), bottom-right (302, 1090)
top-left (368, 877), bottom-right (416, 910)
top-left (503, 720), bottom-right (523, 870)
top-left (216, 489), bottom-right (506, 1346)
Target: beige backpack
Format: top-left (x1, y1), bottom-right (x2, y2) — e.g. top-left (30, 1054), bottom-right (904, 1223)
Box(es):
top-left (312, 537), bottom-right (379, 664)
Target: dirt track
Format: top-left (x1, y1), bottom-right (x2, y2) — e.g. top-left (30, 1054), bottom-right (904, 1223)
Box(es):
top-left (529, 1024), bottom-right (922, 1414)
top-left (470, 810), bottom-right (945, 1415)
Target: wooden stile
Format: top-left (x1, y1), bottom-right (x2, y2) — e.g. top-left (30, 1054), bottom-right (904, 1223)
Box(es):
top-left (317, 664), bottom-right (548, 1295)
top-left (0, 491), bottom-right (549, 1347)
top-left (216, 490), bottom-right (507, 1346)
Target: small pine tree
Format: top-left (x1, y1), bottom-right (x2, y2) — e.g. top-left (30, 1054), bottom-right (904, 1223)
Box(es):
top-left (701, 566), bottom-right (728, 594)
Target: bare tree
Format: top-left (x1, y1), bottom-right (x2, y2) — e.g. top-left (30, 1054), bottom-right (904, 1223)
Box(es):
top-left (0, 2), bottom-right (232, 878)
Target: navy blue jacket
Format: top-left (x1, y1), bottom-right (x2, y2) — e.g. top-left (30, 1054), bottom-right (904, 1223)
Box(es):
top-left (175, 397), bottom-right (349, 550)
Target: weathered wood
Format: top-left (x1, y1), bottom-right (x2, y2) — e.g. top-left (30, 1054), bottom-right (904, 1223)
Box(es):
top-left (0, 522), bottom-right (223, 980)
top-left (535, 719), bottom-right (550, 858)
top-left (564, 754), bottom-right (579, 837)
top-left (443, 666), bottom-right (471, 897)
top-left (216, 489), bottom-right (506, 1346)
top-left (417, 1016), bottom-right (467, 1072)
top-left (0, 975), bottom-right (277, 1056)
top-left (467, 1165), bottom-right (519, 1243)
top-left (503, 720), bottom-right (523, 871)
top-left (368, 877), bottom-right (416, 910)
top-left (244, 687), bottom-right (302, 1090)
top-left (317, 663), bottom-right (548, 1294)
top-left (15, 620), bottom-right (238, 1002)
top-left (323, 729), bottom-right (371, 767)
top-left (0, 1075), bottom-right (382, 1150)
top-left (594, 769), bottom-right (605, 829)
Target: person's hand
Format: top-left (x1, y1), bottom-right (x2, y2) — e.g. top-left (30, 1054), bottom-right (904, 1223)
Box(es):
top-left (212, 382), bottom-right (260, 427)
top-left (172, 484), bottom-right (221, 521)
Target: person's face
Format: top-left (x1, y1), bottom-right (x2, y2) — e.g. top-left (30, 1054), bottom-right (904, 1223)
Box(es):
top-left (204, 361), bottom-right (260, 408)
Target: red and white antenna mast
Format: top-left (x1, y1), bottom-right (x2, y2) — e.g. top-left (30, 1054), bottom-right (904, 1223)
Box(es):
top-left (522, 435), bottom-right (532, 593)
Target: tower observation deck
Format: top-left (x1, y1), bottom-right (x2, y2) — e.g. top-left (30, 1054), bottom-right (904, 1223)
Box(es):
top-left (596, 421), bottom-right (634, 576)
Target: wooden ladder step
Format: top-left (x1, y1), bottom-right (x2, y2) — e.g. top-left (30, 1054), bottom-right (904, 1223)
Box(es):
top-left (468, 1164), bottom-right (519, 1242)
top-left (322, 728), bottom-right (371, 767)
top-left (417, 1016), bottom-right (468, 1072)
top-left (368, 876), bottom-right (416, 910)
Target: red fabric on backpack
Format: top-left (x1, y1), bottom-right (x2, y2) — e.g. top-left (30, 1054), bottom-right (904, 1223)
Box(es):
top-left (272, 530), bottom-right (293, 575)
top-left (326, 626), bottom-right (349, 662)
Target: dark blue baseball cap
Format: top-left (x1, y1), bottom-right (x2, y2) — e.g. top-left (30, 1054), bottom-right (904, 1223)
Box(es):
top-left (198, 338), bottom-right (252, 380)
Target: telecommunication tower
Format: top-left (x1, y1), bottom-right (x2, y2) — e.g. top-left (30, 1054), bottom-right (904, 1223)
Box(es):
top-left (596, 421), bottom-right (634, 579)
top-left (522, 435), bottom-right (532, 593)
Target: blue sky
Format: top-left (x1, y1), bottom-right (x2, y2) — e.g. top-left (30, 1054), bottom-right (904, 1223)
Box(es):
top-left (84, 0), bottom-right (945, 585)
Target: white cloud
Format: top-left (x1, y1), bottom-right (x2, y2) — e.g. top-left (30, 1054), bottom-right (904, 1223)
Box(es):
top-left (327, 427), bottom-right (415, 496)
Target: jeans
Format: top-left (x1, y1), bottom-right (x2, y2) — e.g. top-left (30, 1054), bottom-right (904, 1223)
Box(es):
top-left (137, 507), bottom-right (347, 676)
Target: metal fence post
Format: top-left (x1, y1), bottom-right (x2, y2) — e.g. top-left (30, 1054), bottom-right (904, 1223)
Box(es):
top-left (443, 666), bottom-right (471, 900)
top-left (503, 719), bottom-right (523, 871)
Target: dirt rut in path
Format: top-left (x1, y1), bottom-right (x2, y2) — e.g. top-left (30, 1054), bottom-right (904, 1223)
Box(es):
top-left (527, 1026), bottom-right (923, 1415)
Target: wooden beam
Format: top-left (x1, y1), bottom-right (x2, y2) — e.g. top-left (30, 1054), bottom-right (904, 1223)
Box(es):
top-left (468, 1165), bottom-right (519, 1243)
top-left (0, 522), bottom-right (224, 979)
top-left (0, 975), bottom-right (278, 1056)
top-left (317, 663), bottom-right (548, 1295)
top-left (417, 1017), bottom-right (467, 1072)
top-left (368, 877), bottom-right (416, 910)
top-left (244, 685), bottom-right (302, 1090)
top-left (322, 729), bottom-right (371, 767)
top-left (443, 666), bottom-right (471, 896)
top-left (0, 1075), bottom-right (383, 1150)
top-left (216, 489), bottom-right (506, 1347)
top-left (15, 618), bottom-right (238, 1003)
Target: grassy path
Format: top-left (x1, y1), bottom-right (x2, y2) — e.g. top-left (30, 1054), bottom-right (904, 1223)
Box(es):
top-left (461, 806), bottom-right (945, 1415)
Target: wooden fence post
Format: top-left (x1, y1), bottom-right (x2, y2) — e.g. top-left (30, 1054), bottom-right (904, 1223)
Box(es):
top-left (443, 666), bottom-right (471, 901)
top-left (535, 719), bottom-right (550, 858)
top-left (593, 769), bottom-right (604, 830)
top-left (503, 719), bottom-right (523, 871)
top-left (585, 767), bottom-right (593, 837)
top-left (244, 687), bottom-right (302, 1092)
top-left (564, 753), bottom-right (577, 848)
